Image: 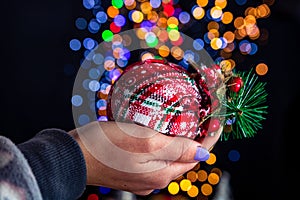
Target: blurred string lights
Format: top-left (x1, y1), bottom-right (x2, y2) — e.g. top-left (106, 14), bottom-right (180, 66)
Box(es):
top-left (68, 0), bottom-right (274, 199)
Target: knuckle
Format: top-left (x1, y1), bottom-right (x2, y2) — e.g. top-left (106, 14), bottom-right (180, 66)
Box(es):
top-left (138, 139), bottom-right (152, 153)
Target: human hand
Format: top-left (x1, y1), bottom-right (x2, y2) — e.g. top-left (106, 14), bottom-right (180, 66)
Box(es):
top-left (69, 121), bottom-right (221, 195)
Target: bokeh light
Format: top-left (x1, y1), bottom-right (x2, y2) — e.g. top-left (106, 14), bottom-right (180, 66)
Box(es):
top-left (206, 153), bottom-right (217, 165)
top-left (228, 149), bottom-right (241, 162)
top-left (99, 186), bottom-right (111, 195)
top-left (256, 63), bottom-right (268, 75)
top-left (87, 194), bottom-right (98, 200)
top-left (71, 95), bottom-right (83, 107)
top-left (83, 0), bottom-right (95, 10)
top-left (198, 170), bottom-right (208, 182)
top-left (75, 17), bottom-right (88, 30)
top-left (201, 183), bottom-right (213, 196)
top-left (96, 11), bottom-right (108, 24)
top-left (78, 114), bottom-right (90, 126)
top-left (102, 30), bottom-right (114, 42)
top-left (207, 172), bottom-right (220, 185)
top-left (168, 181), bottom-right (180, 195)
top-left (187, 185), bottom-right (199, 198)
top-left (180, 179), bottom-right (192, 192)
top-left (69, 39), bottom-right (81, 51)
top-left (186, 171), bottom-right (198, 183)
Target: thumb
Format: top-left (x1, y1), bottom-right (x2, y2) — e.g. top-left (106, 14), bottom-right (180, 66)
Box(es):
top-left (173, 137), bottom-right (210, 162)
top-left (175, 126), bottom-right (224, 162)
top-left (150, 134), bottom-right (210, 163)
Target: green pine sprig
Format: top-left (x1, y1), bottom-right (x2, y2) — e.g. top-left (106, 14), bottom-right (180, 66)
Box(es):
top-left (220, 68), bottom-right (268, 141)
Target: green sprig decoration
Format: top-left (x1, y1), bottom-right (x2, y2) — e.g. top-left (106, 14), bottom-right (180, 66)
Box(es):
top-left (220, 68), bottom-right (268, 141)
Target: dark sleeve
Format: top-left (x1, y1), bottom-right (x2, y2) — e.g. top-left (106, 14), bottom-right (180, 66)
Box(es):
top-left (0, 136), bottom-right (43, 200)
top-left (17, 128), bottom-right (87, 200)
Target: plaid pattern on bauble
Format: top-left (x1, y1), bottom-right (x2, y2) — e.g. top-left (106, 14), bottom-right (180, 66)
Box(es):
top-left (107, 59), bottom-right (212, 140)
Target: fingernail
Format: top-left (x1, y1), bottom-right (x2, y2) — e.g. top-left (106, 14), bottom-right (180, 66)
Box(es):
top-left (194, 147), bottom-right (210, 161)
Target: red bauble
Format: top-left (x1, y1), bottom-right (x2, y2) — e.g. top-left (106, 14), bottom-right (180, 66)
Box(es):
top-left (107, 59), bottom-right (212, 140)
top-left (228, 76), bottom-right (243, 93)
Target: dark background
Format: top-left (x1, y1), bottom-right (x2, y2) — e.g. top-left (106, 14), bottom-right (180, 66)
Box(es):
top-left (0, 0), bottom-right (298, 199)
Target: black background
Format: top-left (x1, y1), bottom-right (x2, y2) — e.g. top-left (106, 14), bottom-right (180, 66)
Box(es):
top-left (0, 0), bottom-right (299, 199)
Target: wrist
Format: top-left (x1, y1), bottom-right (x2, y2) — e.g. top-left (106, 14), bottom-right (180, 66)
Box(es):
top-left (68, 128), bottom-right (97, 186)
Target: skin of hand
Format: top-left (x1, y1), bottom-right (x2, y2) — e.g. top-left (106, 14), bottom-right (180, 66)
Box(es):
top-left (68, 121), bottom-right (221, 196)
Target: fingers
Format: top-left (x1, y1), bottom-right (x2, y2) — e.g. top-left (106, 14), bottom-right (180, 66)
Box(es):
top-left (132, 190), bottom-right (154, 196)
top-left (174, 138), bottom-right (210, 162)
top-left (76, 120), bottom-right (212, 174)
top-left (99, 121), bottom-right (212, 163)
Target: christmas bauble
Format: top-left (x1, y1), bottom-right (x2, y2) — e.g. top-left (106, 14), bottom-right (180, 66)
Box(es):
top-left (107, 59), bottom-right (215, 140)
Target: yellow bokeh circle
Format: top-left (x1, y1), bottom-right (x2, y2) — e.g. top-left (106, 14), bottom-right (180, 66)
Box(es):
top-left (168, 182), bottom-right (180, 195)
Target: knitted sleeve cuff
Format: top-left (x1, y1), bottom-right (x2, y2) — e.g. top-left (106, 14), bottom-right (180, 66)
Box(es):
top-left (17, 128), bottom-right (87, 200)
top-left (0, 136), bottom-right (43, 200)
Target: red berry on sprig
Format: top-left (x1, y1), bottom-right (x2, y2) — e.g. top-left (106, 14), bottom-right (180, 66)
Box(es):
top-left (228, 76), bottom-right (243, 93)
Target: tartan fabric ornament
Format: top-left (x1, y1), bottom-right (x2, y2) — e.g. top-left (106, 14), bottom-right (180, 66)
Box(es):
top-left (107, 59), bottom-right (214, 140)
